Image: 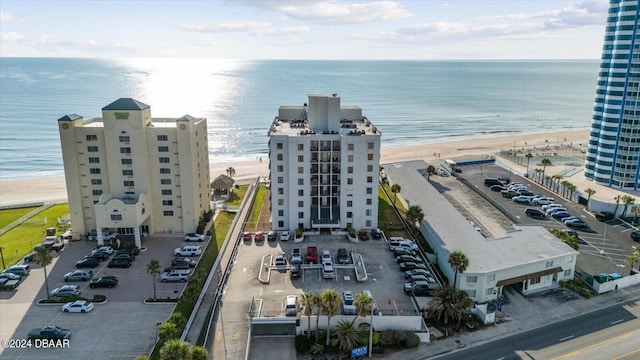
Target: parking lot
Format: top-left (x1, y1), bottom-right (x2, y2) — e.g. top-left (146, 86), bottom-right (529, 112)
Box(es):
top-left (452, 162), bottom-right (639, 277)
top-left (0, 234), bottom-right (206, 359)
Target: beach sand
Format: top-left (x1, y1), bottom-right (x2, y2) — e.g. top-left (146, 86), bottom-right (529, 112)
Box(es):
top-left (0, 129), bottom-right (589, 206)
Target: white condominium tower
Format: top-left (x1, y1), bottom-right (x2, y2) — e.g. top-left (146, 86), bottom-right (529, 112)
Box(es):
top-left (58, 98), bottom-right (211, 247)
top-left (585, 0), bottom-right (640, 190)
top-left (268, 94), bottom-right (381, 232)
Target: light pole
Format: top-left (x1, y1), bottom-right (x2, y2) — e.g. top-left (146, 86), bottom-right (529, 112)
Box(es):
top-left (0, 247), bottom-right (6, 269)
top-left (368, 294), bottom-right (374, 359)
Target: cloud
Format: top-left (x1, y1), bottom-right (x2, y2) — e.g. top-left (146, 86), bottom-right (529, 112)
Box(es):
top-left (0, 11), bottom-right (13, 22)
top-left (1, 31), bottom-right (25, 42)
top-left (182, 20), bottom-right (309, 37)
top-left (482, 0), bottom-right (608, 29)
top-left (238, 0), bottom-right (413, 24)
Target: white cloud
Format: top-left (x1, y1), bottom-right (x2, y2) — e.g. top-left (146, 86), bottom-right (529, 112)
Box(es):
top-left (481, 0), bottom-right (608, 29)
top-left (0, 11), bottom-right (13, 23)
top-left (238, 0), bottom-right (413, 24)
top-left (182, 21), bottom-right (309, 37)
top-left (0, 31), bottom-right (25, 42)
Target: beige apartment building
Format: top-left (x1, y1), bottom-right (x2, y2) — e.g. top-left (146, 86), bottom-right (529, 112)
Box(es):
top-left (58, 98), bottom-right (210, 247)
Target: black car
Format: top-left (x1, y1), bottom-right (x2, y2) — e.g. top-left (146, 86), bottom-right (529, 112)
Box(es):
top-left (631, 230), bottom-right (640, 242)
top-left (525, 208), bottom-right (546, 219)
top-left (371, 229), bottom-right (383, 239)
top-left (490, 185), bottom-right (506, 192)
top-left (337, 248), bottom-right (349, 264)
top-left (107, 258), bottom-right (132, 268)
top-left (117, 247), bottom-right (139, 258)
top-left (86, 252), bottom-right (109, 262)
top-left (267, 231), bottom-right (278, 242)
top-left (595, 211), bottom-right (615, 221)
top-left (399, 262), bottom-right (427, 271)
top-left (112, 253), bottom-right (135, 262)
top-left (164, 264), bottom-right (190, 273)
top-left (393, 248), bottom-right (417, 257)
top-left (75, 258), bottom-right (99, 269)
top-left (397, 255), bottom-right (422, 264)
top-left (172, 257), bottom-right (196, 267)
top-left (89, 276), bottom-right (119, 289)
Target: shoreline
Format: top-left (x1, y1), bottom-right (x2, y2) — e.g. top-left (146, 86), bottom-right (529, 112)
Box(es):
top-left (0, 128), bottom-right (589, 207)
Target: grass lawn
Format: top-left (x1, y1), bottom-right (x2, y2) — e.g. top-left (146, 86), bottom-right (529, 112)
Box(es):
top-left (0, 206), bottom-right (39, 229)
top-left (246, 184), bottom-right (266, 230)
top-left (378, 186), bottom-right (410, 239)
top-left (0, 203), bottom-right (70, 266)
top-left (226, 185), bottom-right (249, 207)
top-left (214, 211), bottom-right (236, 250)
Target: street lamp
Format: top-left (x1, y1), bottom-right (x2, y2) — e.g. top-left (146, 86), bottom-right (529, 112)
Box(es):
top-left (368, 292), bottom-right (374, 358)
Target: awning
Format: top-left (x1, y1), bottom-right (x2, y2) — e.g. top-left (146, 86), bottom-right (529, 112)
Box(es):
top-left (496, 267), bottom-right (563, 287)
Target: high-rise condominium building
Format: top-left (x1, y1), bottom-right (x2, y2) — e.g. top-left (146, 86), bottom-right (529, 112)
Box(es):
top-left (268, 94), bottom-right (381, 232)
top-left (58, 98), bottom-right (211, 247)
top-left (585, 0), bottom-right (640, 190)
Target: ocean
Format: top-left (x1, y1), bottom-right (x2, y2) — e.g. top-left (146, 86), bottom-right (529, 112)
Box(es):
top-left (0, 58), bottom-right (598, 180)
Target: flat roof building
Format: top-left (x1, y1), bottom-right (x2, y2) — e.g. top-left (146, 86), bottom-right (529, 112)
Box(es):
top-left (58, 98), bottom-right (211, 247)
top-left (267, 94), bottom-right (381, 232)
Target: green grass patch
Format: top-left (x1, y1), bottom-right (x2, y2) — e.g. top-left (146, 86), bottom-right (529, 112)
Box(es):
top-left (0, 206), bottom-right (39, 228)
top-left (246, 184), bottom-right (266, 230)
top-left (226, 185), bottom-right (248, 207)
top-left (0, 204), bottom-right (70, 266)
top-left (214, 212), bottom-right (236, 250)
top-left (378, 186), bottom-right (410, 239)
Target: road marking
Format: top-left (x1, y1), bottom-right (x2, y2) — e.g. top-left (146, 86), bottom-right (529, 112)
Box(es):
top-left (552, 328), bottom-right (640, 359)
top-left (559, 335), bottom-right (575, 342)
top-left (611, 347), bottom-right (640, 360)
top-left (611, 319), bottom-right (624, 325)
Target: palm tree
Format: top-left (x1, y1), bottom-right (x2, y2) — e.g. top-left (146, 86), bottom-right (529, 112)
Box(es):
top-left (391, 184), bottom-right (401, 205)
top-left (560, 180), bottom-right (569, 198)
top-left (314, 294), bottom-right (322, 342)
top-left (621, 195), bottom-right (636, 218)
top-left (566, 183), bottom-right (576, 200)
top-left (320, 289), bottom-right (341, 346)
top-left (584, 188), bottom-right (596, 210)
top-left (534, 168), bottom-right (542, 183)
top-left (147, 259), bottom-right (161, 300)
top-left (427, 165), bottom-right (436, 180)
top-left (406, 205), bottom-right (425, 227)
top-left (625, 254), bottom-right (639, 275)
top-left (426, 285), bottom-right (472, 328)
top-left (544, 176), bottom-right (551, 188)
top-left (34, 246), bottom-right (52, 299)
top-left (353, 292), bottom-right (372, 324)
top-left (300, 292), bottom-right (316, 338)
top-left (226, 166), bottom-right (236, 178)
top-left (553, 175), bottom-right (563, 193)
top-left (448, 251), bottom-right (469, 287)
top-left (540, 158), bottom-right (551, 184)
top-left (614, 195), bottom-right (623, 216)
top-left (525, 153), bottom-right (533, 176)
top-left (631, 206), bottom-right (640, 225)
top-left (335, 320), bottom-right (360, 354)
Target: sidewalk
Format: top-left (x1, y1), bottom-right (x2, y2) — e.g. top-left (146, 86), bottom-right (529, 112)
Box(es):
top-left (397, 285), bottom-right (640, 359)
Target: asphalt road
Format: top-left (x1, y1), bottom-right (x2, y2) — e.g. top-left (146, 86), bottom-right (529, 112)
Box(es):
top-left (433, 295), bottom-right (640, 360)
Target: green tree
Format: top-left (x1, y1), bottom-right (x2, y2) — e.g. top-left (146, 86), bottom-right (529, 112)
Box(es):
top-left (622, 195), bottom-right (636, 218)
top-left (566, 183), bottom-right (576, 200)
top-left (584, 188), bottom-right (596, 210)
top-left (147, 259), bottom-right (162, 300)
top-left (448, 251), bottom-right (469, 287)
top-left (540, 158), bottom-right (551, 184)
top-left (614, 195), bottom-right (623, 216)
top-left (320, 289), bottom-right (341, 346)
top-left (300, 291), bottom-right (316, 339)
top-left (534, 168), bottom-right (542, 183)
top-left (353, 292), bottom-right (373, 324)
top-left (631, 206), bottom-right (640, 225)
top-left (159, 339), bottom-right (191, 360)
top-left (158, 321), bottom-right (180, 343)
top-left (560, 180), bottom-right (569, 198)
top-left (226, 166), bottom-right (235, 178)
top-left (310, 343), bottom-right (324, 360)
top-left (406, 205), bottom-right (425, 226)
top-left (427, 286), bottom-right (472, 328)
top-left (391, 184), bottom-right (401, 205)
top-left (626, 254), bottom-right (639, 275)
top-left (553, 175), bottom-right (563, 193)
top-left (335, 320), bottom-right (360, 354)
top-left (34, 246), bottom-right (53, 299)
top-left (525, 153), bottom-right (533, 176)
top-left (190, 346), bottom-right (208, 360)
top-left (427, 165), bottom-right (436, 180)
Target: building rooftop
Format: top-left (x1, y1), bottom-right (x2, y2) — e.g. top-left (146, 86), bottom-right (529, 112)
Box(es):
top-left (268, 116), bottom-right (379, 137)
top-left (383, 160), bottom-right (577, 274)
top-left (102, 98), bottom-right (150, 111)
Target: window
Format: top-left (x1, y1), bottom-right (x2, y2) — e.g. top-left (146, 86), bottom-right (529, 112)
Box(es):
top-left (120, 147), bottom-right (131, 154)
top-left (277, 154), bottom-right (283, 161)
top-left (466, 276), bottom-right (477, 283)
top-left (277, 165), bottom-right (284, 172)
top-left (163, 211), bottom-right (174, 216)
top-left (348, 155), bottom-right (354, 162)
top-left (162, 200), bottom-right (173, 206)
top-left (485, 288), bottom-right (494, 296)
top-left (161, 179), bottom-right (171, 185)
top-left (298, 155), bottom-right (304, 162)
top-left (90, 168), bottom-right (101, 174)
top-left (347, 178), bottom-right (353, 185)
top-left (88, 157), bottom-right (100, 163)
top-left (545, 261), bottom-right (554, 268)
top-left (367, 153), bottom-right (374, 160)
top-left (160, 168), bottom-right (171, 174)
top-left (488, 273), bottom-right (495, 282)
top-left (278, 210), bottom-right (284, 216)
top-left (366, 209), bottom-right (371, 216)
top-left (367, 176), bottom-right (373, 183)
top-left (122, 170), bottom-right (133, 176)
top-left (348, 144), bottom-right (354, 151)
top-left (347, 212), bottom-right (352, 218)
top-left (121, 158), bottom-right (132, 165)
top-left (157, 135), bottom-right (168, 141)
top-left (278, 199), bottom-right (284, 205)
top-left (348, 167), bottom-right (353, 174)
top-left (159, 157), bottom-right (170, 163)
top-left (86, 134), bottom-right (97, 141)
top-left (564, 269), bottom-right (572, 277)
top-left (366, 220), bottom-right (371, 227)
top-left (298, 144), bottom-right (304, 151)
top-left (298, 201), bottom-right (304, 207)
top-left (278, 188), bottom-right (284, 195)
top-left (298, 190), bottom-right (304, 196)
top-left (111, 214), bottom-right (123, 221)
top-left (367, 165), bottom-right (373, 172)
top-left (466, 290), bottom-right (477, 297)
top-left (347, 200), bottom-right (352, 207)
top-left (277, 176), bottom-right (284, 184)
top-left (158, 146), bottom-right (169, 152)
top-left (162, 189), bottom-right (172, 195)
top-left (278, 221), bottom-right (284, 228)
top-left (91, 179), bottom-right (102, 185)
top-left (87, 146), bottom-right (98, 152)
top-left (368, 142), bottom-right (374, 149)
top-left (298, 178), bottom-right (304, 185)
top-left (277, 142), bottom-right (283, 149)
top-left (298, 167), bottom-right (304, 174)
top-left (298, 212), bottom-right (304, 219)
top-left (530, 277), bottom-right (541, 285)
top-left (366, 198), bottom-right (372, 205)
top-left (92, 189), bottom-right (103, 196)
top-left (119, 135), bottom-right (130, 143)
top-left (366, 187), bottom-right (372, 194)
top-left (124, 181), bottom-right (134, 187)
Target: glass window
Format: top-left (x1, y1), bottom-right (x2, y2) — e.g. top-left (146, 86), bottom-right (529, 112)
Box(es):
top-left (347, 178), bottom-right (353, 185)
top-left (90, 168), bottom-right (101, 174)
top-left (298, 167), bottom-right (304, 174)
top-left (278, 199), bottom-right (284, 205)
top-left (347, 200), bottom-right (352, 207)
top-left (111, 214), bottom-right (123, 221)
top-left (298, 178), bottom-right (304, 185)
top-left (87, 146), bottom-right (98, 152)
top-left (278, 210), bottom-right (284, 216)
top-left (277, 165), bottom-right (284, 172)
top-left (298, 144), bottom-right (304, 151)
top-left (157, 135), bottom-right (168, 141)
top-left (545, 261), bottom-right (554, 268)
top-left (86, 134), bottom-right (97, 141)
top-left (88, 157), bottom-right (100, 163)
top-left (367, 176), bottom-right (373, 183)
top-left (122, 169), bottom-right (133, 176)
top-left (161, 189), bottom-right (172, 195)
top-left (298, 212), bottom-right (304, 219)
top-left (347, 212), bottom-right (352, 218)
top-left (298, 189), bottom-right (304, 196)
top-left (278, 221), bottom-right (284, 228)
top-left (298, 201), bottom-right (304, 207)
top-left (348, 155), bottom-right (354, 162)
top-left (159, 157), bottom-right (170, 163)
top-left (161, 179), bottom-right (171, 185)
top-left (92, 189), bottom-right (103, 196)
top-left (366, 198), bottom-right (372, 205)
top-left (348, 144), bottom-right (354, 151)
top-left (119, 135), bottom-right (130, 143)
top-left (277, 176), bottom-right (284, 184)
top-left (91, 179), bottom-right (102, 185)
top-left (120, 147), bottom-right (131, 154)
top-left (564, 269), bottom-right (572, 277)
top-left (121, 158), bottom-right (132, 165)
top-left (366, 187), bottom-right (372, 194)
top-left (367, 165), bottom-right (373, 172)
top-left (163, 211), bottom-right (174, 216)
top-left (277, 154), bottom-right (283, 161)
top-left (277, 142), bottom-right (283, 149)
top-left (368, 142), bottom-right (374, 149)
top-left (158, 146), bottom-right (169, 152)
top-left (298, 155), bottom-right (304, 162)
top-left (366, 209), bottom-right (371, 216)
top-left (466, 276), bottom-right (478, 283)
top-left (124, 180), bottom-right (134, 187)
top-left (367, 153), bottom-right (374, 160)
top-left (278, 188), bottom-right (284, 195)
top-left (366, 220), bottom-right (371, 227)
top-left (160, 168), bottom-right (170, 174)
top-left (162, 200), bottom-right (173, 206)
top-left (467, 290), bottom-right (476, 297)
top-left (348, 167), bottom-right (353, 174)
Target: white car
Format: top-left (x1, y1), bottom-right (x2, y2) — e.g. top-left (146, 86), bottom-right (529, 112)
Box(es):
top-left (280, 231), bottom-right (291, 241)
top-left (64, 269), bottom-right (92, 282)
top-left (174, 245), bottom-right (202, 257)
top-left (91, 246), bottom-right (114, 255)
top-left (321, 250), bottom-right (332, 264)
top-left (274, 252), bottom-right (287, 266)
top-left (51, 285), bottom-right (80, 297)
top-left (161, 269), bottom-right (191, 282)
top-left (61, 300), bottom-right (94, 313)
top-left (542, 203), bottom-right (563, 212)
top-left (184, 233), bottom-right (205, 242)
top-left (102, 230), bottom-right (119, 240)
top-left (533, 197), bottom-right (554, 206)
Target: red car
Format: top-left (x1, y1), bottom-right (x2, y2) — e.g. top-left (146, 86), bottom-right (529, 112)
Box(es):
top-left (254, 231), bottom-right (264, 242)
top-left (242, 232), bottom-right (253, 242)
top-left (306, 246), bottom-right (318, 264)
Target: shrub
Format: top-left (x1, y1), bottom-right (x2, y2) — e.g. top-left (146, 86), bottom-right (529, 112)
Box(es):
top-left (403, 331), bottom-right (420, 348)
top-left (295, 335), bottom-right (316, 354)
top-left (347, 227), bottom-right (356, 238)
top-left (378, 330), bottom-right (396, 347)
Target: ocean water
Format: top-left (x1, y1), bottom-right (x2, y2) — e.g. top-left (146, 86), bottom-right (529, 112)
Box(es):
top-left (0, 58), bottom-right (598, 180)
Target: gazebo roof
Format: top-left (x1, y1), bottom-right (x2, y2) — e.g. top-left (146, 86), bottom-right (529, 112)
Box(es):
top-left (211, 174), bottom-right (235, 189)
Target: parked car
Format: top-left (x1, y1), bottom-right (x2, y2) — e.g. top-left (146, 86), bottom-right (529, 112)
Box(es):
top-left (532, 197), bottom-right (554, 206)
top-left (525, 208), bottom-right (546, 219)
top-left (321, 250), bottom-right (332, 264)
top-left (399, 262), bottom-right (427, 271)
top-left (85, 252), bottom-right (109, 262)
top-left (551, 211), bottom-right (572, 220)
top-left (164, 264), bottom-right (190, 273)
top-left (274, 252), bottom-right (287, 266)
top-left (290, 264), bottom-right (301, 280)
top-left (75, 258), bottom-right (99, 269)
top-left (242, 232), bottom-right (253, 242)
top-left (280, 231), bottom-right (291, 241)
top-left (518, 189), bottom-right (534, 196)
top-left (595, 211), bottom-right (615, 221)
top-left (565, 218), bottom-right (588, 228)
top-left (512, 196), bottom-right (530, 204)
top-left (174, 245), bottom-right (202, 257)
top-left (501, 190), bottom-right (519, 198)
top-left (561, 216), bottom-right (580, 224)
top-left (89, 276), bottom-right (118, 289)
top-left (490, 185), bottom-right (506, 192)
top-left (112, 253), bottom-right (135, 262)
top-left (51, 285), bottom-right (80, 297)
top-left (358, 230), bottom-right (369, 241)
top-left (64, 269), bottom-right (92, 282)
top-left (542, 203), bottom-right (563, 212)
top-left (61, 300), bottom-right (94, 313)
top-left (0, 272), bottom-right (21, 281)
top-left (396, 255), bottom-right (422, 264)
top-left (184, 233), bottom-right (205, 242)
top-left (172, 257), bottom-right (196, 267)
top-left (161, 269), bottom-right (191, 282)
top-left (631, 230), bottom-right (640, 242)
top-left (404, 269), bottom-right (432, 279)
top-left (404, 280), bottom-right (435, 296)
top-left (546, 207), bottom-right (567, 215)
top-left (393, 248), bottom-right (417, 257)
top-left (409, 274), bottom-right (432, 283)
top-left (92, 246), bottom-right (114, 255)
top-left (322, 262), bottom-right (335, 279)
top-left (342, 291), bottom-right (356, 315)
top-left (117, 246), bottom-right (140, 258)
top-left (371, 228), bottom-right (383, 239)
top-left (285, 295), bottom-right (297, 316)
top-left (306, 246), bottom-right (318, 264)
top-left (267, 230), bottom-right (278, 242)
top-left (290, 248), bottom-right (303, 264)
top-left (28, 326), bottom-right (71, 340)
top-left (254, 231), bottom-right (265, 242)
top-left (2, 265), bottom-right (30, 277)
top-left (107, 258), bottom-right (132, 268)
top-left (337, 248), bottom-right (349, 264)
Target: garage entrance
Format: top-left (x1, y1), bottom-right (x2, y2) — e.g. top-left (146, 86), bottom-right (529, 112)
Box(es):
top-left (251, 318), bottom-right (297, 336)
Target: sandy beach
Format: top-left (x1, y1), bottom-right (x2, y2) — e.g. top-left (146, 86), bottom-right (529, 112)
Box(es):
top-left (0, 129), bottom-right (589, 206)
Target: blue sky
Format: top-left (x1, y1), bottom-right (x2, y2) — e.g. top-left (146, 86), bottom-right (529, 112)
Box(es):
top-left (0, 0), bottom-right (609, 59)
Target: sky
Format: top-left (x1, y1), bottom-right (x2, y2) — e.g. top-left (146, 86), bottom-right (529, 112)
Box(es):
top-left (0, 0), bottom-right (610, 59)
